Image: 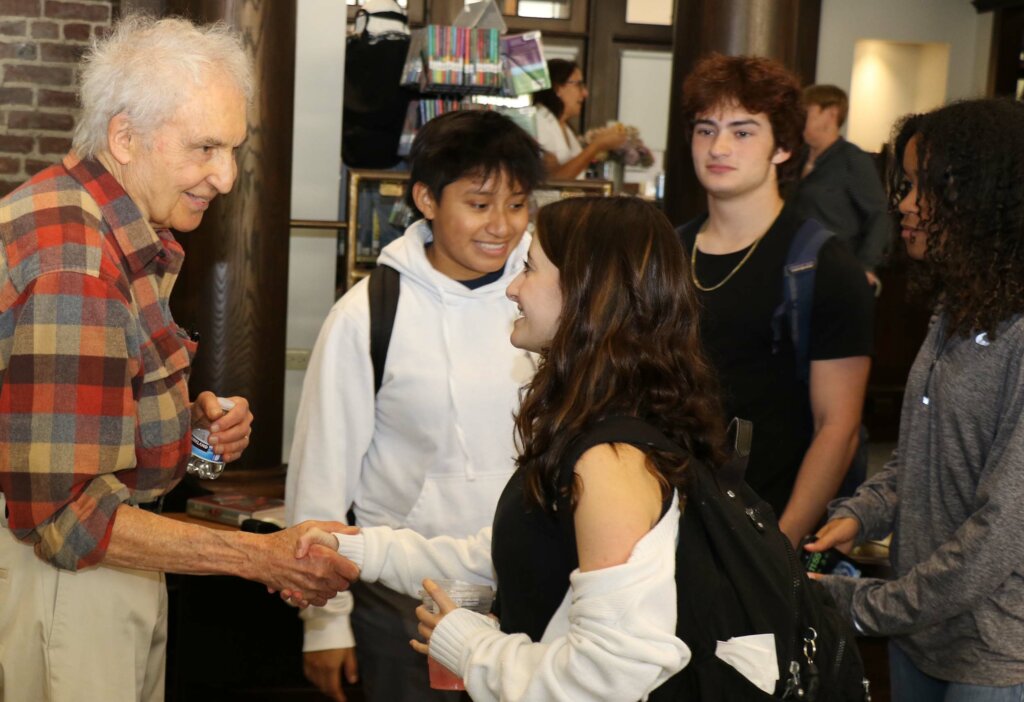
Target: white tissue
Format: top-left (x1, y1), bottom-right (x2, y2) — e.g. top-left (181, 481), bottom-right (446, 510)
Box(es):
top-left (714, 633), bottom-right (779, 694)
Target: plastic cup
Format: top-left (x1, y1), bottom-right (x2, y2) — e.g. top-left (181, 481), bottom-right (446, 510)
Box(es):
top-left (420, 579), bottom-right (495, 691)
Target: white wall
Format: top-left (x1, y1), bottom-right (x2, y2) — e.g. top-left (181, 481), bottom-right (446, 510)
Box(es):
top-left (284, 0), bottom-right (347, 463)
top-left (618, 49), bottom-right (672, 193)
top-left (817, 0), bottom-right (992, 149)
top-left (847, 40), bottom-right (949, 151)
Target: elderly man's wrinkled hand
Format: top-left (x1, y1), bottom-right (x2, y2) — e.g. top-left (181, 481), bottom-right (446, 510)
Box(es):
top-left (254, 522), bottom-right (358, 606)
top-left (191, 391), bottom-right (253, 463)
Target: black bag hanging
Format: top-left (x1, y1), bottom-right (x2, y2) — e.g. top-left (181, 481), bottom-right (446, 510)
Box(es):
top-left (343, 9), bottom-right (415, 169)
top-left (564, 416), bottom-right (870, 701)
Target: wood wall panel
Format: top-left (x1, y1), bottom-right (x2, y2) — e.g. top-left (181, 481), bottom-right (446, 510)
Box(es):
top-left (167, 0), bottom-right (297, 471)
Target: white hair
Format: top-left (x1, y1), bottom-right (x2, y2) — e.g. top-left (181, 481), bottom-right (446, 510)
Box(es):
top-left (72, 15), bottom-right (254, 158)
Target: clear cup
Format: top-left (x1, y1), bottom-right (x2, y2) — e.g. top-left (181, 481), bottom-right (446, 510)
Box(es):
top-left (419, 579), bottom-right (495, 691)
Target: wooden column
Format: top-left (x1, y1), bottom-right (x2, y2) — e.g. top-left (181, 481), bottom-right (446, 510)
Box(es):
top-left (663, 0), bottom-right (820, 225)
top-left (168, 0), bottom-right (297, 472)
top-left (987, 6), bottom-right (1024, 97)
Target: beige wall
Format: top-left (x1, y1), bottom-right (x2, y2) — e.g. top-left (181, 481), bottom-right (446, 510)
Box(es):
top-left (816, 0), bottom-right (992, 150)
top-left (847, 40), bottom-right (950, 152)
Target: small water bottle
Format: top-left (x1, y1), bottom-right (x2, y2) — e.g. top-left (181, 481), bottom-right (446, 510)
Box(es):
top-left (187, 397), bottom-right (235, 480)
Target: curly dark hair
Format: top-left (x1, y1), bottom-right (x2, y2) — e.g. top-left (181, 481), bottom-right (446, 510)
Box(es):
top-left (531, 59), bottom-right (578, 120)
top-left (681, 53), bottom-right (805, 183)
top-left (888, 98), bottom-right (1024, 338)
top-left (514, 197), bottom-right (727, 511)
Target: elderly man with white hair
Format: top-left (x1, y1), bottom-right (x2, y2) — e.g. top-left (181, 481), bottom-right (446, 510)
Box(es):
top-left (0, 16), bottom-right (356, 702)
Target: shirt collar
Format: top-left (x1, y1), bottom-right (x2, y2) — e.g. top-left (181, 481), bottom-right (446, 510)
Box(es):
top-left (813, 136), bottom-right (845, 166)
top-left (62, 151), bottom-right (172, 274)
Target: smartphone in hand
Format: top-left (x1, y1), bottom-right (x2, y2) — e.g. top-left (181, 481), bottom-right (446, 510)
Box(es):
top-left (800, 535), bottom-right (861, 578)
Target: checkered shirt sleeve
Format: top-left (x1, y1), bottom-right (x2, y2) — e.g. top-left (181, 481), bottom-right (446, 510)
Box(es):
top-left (0, 155), bottom-right (194, 570)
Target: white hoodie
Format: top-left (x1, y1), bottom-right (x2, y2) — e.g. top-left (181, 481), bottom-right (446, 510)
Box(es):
top-left (285, 220), bottom-right (535, 650)
top-left (332, 499), bottom-right (689, 701)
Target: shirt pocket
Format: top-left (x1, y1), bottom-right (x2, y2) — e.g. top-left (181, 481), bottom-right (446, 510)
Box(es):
top-left (136, 324), bottom-right (192, 450)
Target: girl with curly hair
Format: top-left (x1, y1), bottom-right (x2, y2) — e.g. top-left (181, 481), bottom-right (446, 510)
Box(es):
top-left (807, 98), bottom-right (1024, 701)
top-left (287, 196), bottom-right (729, 700)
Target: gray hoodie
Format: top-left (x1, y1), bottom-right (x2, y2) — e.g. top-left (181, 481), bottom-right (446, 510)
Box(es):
top-left (824, 312), bottom-right (1024, 686)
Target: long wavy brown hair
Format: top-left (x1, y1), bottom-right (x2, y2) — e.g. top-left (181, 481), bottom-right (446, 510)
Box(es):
top-left (889, 99), bottom-right (1024, 338)
top-left (514, 197), bottom-right (726, 511)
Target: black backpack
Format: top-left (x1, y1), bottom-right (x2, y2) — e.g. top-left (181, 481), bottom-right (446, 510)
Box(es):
top-left (367, 264), bottom-right (401, 394)
top-left (572, 416), bottom-right (870, 701)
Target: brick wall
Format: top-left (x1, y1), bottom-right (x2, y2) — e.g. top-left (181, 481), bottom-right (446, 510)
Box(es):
top-left (0, 1), bottom-right (115, 196)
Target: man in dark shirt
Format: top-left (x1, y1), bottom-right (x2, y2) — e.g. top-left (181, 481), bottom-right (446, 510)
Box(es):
top-left (793, 84), bottom-right (892, 289)
top-left (677, 55), bottom-right (874, 546)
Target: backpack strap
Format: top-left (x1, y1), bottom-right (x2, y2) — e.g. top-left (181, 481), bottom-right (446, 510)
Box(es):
top-left (771, 219), bottom-right (835, 384)
top-left (716, 417), bottom-right (753, 491)
top-left (555, 416), bottom-right (685, 557)
top-left (368, 264), bottom-right (401, 394)
top-left (562, 416), bottom-right (684, 475)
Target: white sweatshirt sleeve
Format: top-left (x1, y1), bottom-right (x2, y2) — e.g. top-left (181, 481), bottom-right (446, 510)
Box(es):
top-left (285, 294), bottom-right (376, 651)
top-left (340, 524), bottom-right (497, 595)
top-left (429, 502), bottom-right (689, 702)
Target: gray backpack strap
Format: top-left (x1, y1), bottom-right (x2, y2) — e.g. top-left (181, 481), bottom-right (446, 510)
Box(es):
top-left (772, 219), bottom-right (834, 384)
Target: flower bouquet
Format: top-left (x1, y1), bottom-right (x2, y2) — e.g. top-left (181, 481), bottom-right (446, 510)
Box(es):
top-left (584, 123), bottom-right (655, 168)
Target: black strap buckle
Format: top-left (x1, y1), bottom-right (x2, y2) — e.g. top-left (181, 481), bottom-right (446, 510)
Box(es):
top-left (135, 496), bottom-right (165, 514)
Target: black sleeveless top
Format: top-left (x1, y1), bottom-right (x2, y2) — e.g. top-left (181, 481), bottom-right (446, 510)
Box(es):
top-left (490, 416), bottom-right (680, 641)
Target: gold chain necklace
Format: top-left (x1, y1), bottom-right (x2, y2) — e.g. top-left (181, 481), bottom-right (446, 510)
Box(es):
top-left (690, 226), bottom-right (766, 292)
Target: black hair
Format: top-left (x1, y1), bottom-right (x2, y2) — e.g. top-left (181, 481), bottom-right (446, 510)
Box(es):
top-left (888, 98), bottom-right (1024, 338)
top-left (531, 59), bottom-right (579, 120)
top-left (405, 110), bottom-right (545, 218)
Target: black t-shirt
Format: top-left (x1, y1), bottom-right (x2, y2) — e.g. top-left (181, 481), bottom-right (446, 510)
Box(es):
top-left (678, 206), bottom-right (873, 515)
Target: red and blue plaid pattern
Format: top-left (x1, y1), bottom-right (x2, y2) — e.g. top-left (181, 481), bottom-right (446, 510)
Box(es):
top-left (0, 154), bottom-right (195, 570)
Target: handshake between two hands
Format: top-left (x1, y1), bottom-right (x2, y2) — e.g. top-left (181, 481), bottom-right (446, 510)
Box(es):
top-left (273, 525), bottom-right (462, 661)
top-left (255, 522), bottom-right (359, 609)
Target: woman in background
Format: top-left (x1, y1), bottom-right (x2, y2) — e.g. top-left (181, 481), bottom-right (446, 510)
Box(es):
top-left (532, 59), bottom-right (628, 180)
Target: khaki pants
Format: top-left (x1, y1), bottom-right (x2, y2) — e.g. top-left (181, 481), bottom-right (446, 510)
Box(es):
top-left (0, 497), bottom-right (167, 702)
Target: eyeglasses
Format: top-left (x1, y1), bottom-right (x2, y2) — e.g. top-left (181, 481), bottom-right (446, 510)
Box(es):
top-left (564, 79), bottom-right (586, 88)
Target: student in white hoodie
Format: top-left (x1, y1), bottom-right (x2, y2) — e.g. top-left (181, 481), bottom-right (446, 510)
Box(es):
top-left (286, 110), bottom-right (545, 702)
top-left (285, 197), bottom-right (731, 701)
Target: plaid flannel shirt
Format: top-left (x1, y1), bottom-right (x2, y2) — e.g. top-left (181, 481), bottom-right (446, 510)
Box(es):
top-left (0, 153), bottom-right (195, 570)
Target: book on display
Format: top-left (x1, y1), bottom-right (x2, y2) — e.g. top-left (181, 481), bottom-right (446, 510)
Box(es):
top-left (186, 494), bottom-right (287, 527)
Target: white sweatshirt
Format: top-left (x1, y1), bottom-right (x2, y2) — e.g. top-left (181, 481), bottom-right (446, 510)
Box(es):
top-left (285, 221), bottom-right (535, 650)
top-left (335, 499), bottom-right (690, 702)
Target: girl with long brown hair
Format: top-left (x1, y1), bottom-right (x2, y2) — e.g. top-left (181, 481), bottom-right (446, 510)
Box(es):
top-left (290, 197), bottom-right (726, 700)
